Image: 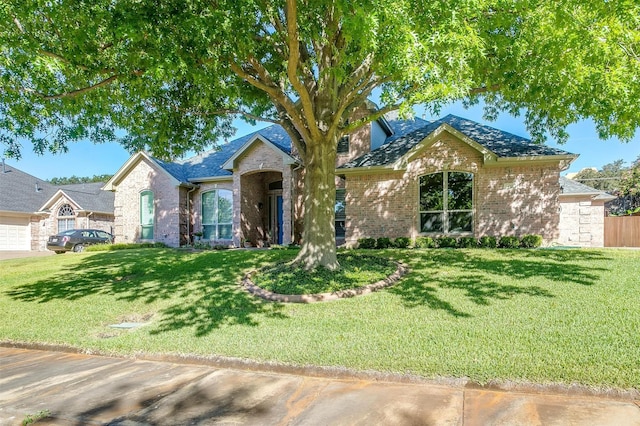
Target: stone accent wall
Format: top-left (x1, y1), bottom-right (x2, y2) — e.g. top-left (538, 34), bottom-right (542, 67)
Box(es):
top-left (112, 157), bottom-right (181, 247)
top-left (344, 132), bottom-right (562, 246)
top-left (558, 196), bottom-right (606, 247)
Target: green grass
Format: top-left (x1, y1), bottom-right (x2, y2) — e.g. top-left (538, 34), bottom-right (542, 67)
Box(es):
top-left (1, 248), bottom-right (639, 390)
top-left (252, 253), bottom-right (397, 294)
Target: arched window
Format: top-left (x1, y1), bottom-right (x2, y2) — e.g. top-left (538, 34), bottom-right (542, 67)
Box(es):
top-left (419, 172), bottom-right (473, 234)
top-left (201, 190), bottom-right (233, 240)
top-left (140, 190), bottom-right (154, 240)
top-left (57, 204), bottom-right (76, 232)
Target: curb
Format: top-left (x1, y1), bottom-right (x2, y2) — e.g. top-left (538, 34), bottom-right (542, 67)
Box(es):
top-left (2, 341), bottom-right (639, 403)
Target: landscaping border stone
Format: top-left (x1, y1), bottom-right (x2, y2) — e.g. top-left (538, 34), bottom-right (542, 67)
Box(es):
top-left (242, 261), bottom-right (409, 303)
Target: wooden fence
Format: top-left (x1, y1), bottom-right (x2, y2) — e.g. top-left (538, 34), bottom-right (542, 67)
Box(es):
top-left (604, 216), bottom-right (640, 247)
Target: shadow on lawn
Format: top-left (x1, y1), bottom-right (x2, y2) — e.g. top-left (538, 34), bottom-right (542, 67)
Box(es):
top-left (389, 249), bottom-right (611, 317)
top-left (6, 249), bottom-right (288, 336)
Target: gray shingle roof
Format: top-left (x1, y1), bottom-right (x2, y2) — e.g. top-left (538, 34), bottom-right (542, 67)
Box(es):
top-left (148, 114), bottom-right (576, 180)
top-left (340, 114), bottom-right (574, 169)
top-left (0, 164), bottom-right (114, 214)
top-left (0, 164), bottom-right (56, 213)
top-left (156, 125), bottom-right (294, 182)
top-left (56, 182), bottom-right (115, 213)
top-left (559, 176), bottom-right (615, 200)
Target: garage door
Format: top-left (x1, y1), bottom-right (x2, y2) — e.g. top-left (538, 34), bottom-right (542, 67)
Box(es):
top-left (0, 216), bottom-right (31, 251)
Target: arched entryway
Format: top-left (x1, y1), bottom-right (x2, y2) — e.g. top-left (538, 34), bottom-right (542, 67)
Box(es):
top-left (239, 171), bottom-right (290, 246)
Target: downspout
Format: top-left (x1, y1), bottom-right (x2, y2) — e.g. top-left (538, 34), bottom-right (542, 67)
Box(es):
top-left (86, 211), bottom-right (93, 228)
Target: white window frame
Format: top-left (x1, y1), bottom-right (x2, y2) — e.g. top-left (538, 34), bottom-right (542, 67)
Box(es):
top-left (419, 171), bottom-right (474, 235)
top-left (201, 190), bottom-right (233, 240)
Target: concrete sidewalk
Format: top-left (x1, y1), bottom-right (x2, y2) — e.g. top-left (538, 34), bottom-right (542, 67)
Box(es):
top-left (1, 347), bottom-right (639, 425)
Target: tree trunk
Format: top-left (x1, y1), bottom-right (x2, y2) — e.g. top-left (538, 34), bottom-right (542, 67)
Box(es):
top-left (294, 136), bottom-right (339, 270)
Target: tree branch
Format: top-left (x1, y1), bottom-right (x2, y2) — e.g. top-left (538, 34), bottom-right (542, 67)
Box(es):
top-left (230, 59), bottom-right (313, 145)
top-left (285, 0), bottom-right (320, 140)
top-left (469, 84), bottom-right (501, 95)
top-left (26, 74), bottom-right (121, 100)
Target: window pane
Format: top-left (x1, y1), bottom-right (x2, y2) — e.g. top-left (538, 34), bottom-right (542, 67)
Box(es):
top-left (217, 190), bottom-right (233, 224)
top-left (421, 212), bottom-right (443, 233)
top-left (448, 172), bottom-right (473, 210)
top-left (419, 174), bottom-right (443, 211)
top-left (202, 192), bottom-right (215, 225)
top-left (202, 224), bottom-right (214, 240)
top-left (449, 212), bottom-right (473, 233)
top-left (335, 220), bottom-right (346, 238)
top-left (335, 189), bottom-right (346, 220)
top-left (337, 135), bottom-right (349, 153)
top-left (218, 224), bottom-right (232, 240)
top-left (140, 191), bottom-right (154, 226)
top-left (141, 225), bottom-right (154, 240)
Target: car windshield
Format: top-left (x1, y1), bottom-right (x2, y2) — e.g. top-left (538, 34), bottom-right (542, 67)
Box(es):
top-left (58, 230), bottom-right (77, 236)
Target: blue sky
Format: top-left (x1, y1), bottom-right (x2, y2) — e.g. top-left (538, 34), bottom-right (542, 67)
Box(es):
top-left (7, 101), bottom-right (640, 181)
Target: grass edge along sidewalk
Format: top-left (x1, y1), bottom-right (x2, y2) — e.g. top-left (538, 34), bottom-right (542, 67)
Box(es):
top-left (1, 247), bottom-right (639, 391)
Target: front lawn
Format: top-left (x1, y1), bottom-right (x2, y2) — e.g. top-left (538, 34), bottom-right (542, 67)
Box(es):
top-left (1, 248), bottom-right (639, 390)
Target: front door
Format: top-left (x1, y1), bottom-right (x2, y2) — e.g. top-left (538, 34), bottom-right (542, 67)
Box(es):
top-left (268, 193), bottom-right (284, 245)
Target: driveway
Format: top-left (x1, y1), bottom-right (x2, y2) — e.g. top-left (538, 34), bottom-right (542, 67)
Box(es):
top-left (1, 346), bottom-right (639, 425)
top-left (0, 250), bottom-right (53, 260)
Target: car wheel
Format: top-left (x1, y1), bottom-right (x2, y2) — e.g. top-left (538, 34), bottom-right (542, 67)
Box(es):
top-left (73, 244), bottom-right (84, 253)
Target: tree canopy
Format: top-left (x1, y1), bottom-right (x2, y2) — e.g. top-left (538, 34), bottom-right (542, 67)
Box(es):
top-left (2, 0), bottom-right (640, 268)
top-left (48, 174), bottom-right (113, 185)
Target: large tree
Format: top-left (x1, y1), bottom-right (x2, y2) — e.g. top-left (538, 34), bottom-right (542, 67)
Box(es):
top-left (2, 1), bottom-right (639, 269)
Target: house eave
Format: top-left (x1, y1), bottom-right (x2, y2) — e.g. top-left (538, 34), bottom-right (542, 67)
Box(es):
top-left (559, 192), bottom-right (617, 201)
top-left (483, 154), bottom-right (578, 167)
top-left (187, 175), bottom-right (234, 184)
top-left (338, 165), bottom-right (405, 176)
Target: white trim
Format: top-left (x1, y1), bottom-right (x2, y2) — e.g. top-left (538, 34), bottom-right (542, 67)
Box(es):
top-left (38, 190), bottom-right (81, 212)
top-left (221, 135), bottom-right (298, 170)
top-left (188, 175), bottom-right (234, 184)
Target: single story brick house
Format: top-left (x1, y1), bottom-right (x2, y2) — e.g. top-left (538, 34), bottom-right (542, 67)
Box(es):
top-left (0, 162), bottom-right (114, 251)
top-left (102, 114), bottom-right (614, 249)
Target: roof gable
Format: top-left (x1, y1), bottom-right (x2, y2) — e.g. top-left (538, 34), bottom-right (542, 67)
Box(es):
top-left (221, 133), bottom-right (297, 171)
top-left (103, 152), bottom-right (184, 191)
top-left (339, 115), bottom-right (577, 171)
top-left (40, 183), bottom-right (115, 214)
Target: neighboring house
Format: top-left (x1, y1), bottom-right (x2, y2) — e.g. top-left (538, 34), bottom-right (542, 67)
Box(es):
top-left (558, 176), bottom-right (616, 247)
top-left (102, 113), bottom-right (614, 249)
top-left (0, 162), bottom-right (114, 251)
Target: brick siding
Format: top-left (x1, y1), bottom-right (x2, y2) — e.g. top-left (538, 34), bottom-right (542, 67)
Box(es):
top-left (344, 133), bottom-right (562, 246)
top-left (112, 157), bottom-right (181, 247)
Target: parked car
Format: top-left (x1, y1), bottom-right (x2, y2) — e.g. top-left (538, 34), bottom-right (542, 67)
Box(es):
top-left (47, 229), bottom-right (114, 253)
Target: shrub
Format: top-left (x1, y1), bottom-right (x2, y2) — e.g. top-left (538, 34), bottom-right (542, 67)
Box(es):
top-left (437, 236), bottom-right (457, 248)
top-left (414, 236), bottom-right (436, 248)
top-left (498, 236), bottom-right (521, 249)
top-left (357, 237), bottom-right (376, 249)
top-left (478, 236), bottom-right (497, 249)
top-left (376, 237), bottom-right (393, 249)
top-left (394, 237), bottom-right (411, 248)
top-left (86, 242), bottom-right (168, 251)
top-left (520, 234), bottom-right (543, 248)
top-left (457, 237), bottom-right (478, 248)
